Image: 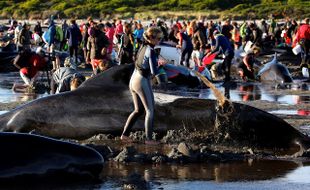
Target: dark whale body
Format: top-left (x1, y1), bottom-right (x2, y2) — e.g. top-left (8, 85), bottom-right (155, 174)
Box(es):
top-left (0, 132), bottom-right (104, 181)
top-left (0, 64), bottom-right (309, 152)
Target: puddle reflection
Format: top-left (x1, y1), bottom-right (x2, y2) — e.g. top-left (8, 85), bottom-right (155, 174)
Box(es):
top-left (166, 83), bottom-right (310, 106)
top-left (101, 160), bottom-right (300, 182)
top-left (96, 160), bottom-right (310, 189)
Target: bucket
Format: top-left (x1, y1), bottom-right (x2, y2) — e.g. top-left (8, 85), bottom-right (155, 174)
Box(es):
top-left (292, 44), bottom-right (301, 55)
top-left (302, 67), bottom-right (309, 78)
top-left (244, 41), bottom-right (253, 53)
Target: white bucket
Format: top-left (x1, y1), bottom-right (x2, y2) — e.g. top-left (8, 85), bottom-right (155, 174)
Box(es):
top-left (302, 67), bottom-right (309, 78)
top-left (244, 41), bottom-right (253, 53)
top-left (292, 44), bottom-right (301, 55)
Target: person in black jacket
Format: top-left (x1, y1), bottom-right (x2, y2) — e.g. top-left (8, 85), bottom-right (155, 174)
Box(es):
top-left (66, 19), bottom-right (82, 65)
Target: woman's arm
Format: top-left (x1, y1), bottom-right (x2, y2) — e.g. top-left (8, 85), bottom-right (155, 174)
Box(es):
top-left (148, 48), bottom-right (159, 76)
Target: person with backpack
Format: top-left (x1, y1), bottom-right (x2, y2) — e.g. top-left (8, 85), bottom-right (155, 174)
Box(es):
top-left (133, 23), bottom-right (144, 59)
top-left (17, 23), bottom-right (32, 52)
top-left (240, 21), bottom-right (248, 46)
top-left (119, 23), bottom-right (134, 65)
top-left (60, 19), bottom-right (68, 51)
top-left (47, 16), bottom-right (56, 53)
top-left (66, 19), bottom-right (82, 65)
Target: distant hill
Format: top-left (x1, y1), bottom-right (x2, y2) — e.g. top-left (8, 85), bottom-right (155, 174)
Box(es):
top-left (0, 0), bottom-right (309, 20)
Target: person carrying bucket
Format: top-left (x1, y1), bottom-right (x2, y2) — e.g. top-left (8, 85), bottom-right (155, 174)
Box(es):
top-left (206, 30), bottom-right (234, 83)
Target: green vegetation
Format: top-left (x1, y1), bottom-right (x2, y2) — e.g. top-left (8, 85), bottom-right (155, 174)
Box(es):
top-left (0, 0), bottom-right (309, 20)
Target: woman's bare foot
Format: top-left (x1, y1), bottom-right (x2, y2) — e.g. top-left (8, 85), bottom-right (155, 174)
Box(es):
top-left (120, 135), bottom-right (133, 143)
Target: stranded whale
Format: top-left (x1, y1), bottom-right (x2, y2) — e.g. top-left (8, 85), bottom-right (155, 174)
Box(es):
top-left (0, 64), bottom-right (309, 152)
top-left (0, 132), bottom-right (104, 181)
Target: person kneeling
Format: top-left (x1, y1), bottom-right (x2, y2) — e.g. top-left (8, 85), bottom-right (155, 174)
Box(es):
top-left (238, 47), bottom-right (260, 81)
top-left (50, 66), bottom-right (85, 94)
top-left (13, 48), bottom-right (48, 93)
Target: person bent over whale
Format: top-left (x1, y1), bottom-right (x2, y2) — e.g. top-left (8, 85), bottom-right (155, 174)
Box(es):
top-left (238, 46), bottom-right (260, 81)
top-left (50, 64), bottom-right (85, 94)
top-left (121, 27), bottom-right (165, 145)
top-left (12, 47), bottom-right (47, 92)
top-left (206, 30), bottom-right (234, 83)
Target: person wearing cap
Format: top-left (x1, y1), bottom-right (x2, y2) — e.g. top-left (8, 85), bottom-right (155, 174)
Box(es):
top-left (50, 63), bottom-right (85, 94)
top-left (207, 30), bottom-right (234, 83)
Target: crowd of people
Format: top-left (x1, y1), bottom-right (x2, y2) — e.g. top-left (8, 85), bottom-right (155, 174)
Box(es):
top-left (4, 15), bottom-right (309, 89)
top-left (1, 14), bottom-right (309, 144)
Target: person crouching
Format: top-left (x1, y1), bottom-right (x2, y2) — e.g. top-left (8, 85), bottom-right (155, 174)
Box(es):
top-left (13, 47), bottom-right (47, 91)
top-left (237, 47), bottom-right (261, 81)
top-left (50, 61), bottom-right (85, 94)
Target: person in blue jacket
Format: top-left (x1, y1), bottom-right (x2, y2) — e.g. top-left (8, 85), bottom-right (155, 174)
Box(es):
top-left (48, 16), bottom-right (56, 52)
top-left (207, 30), bottom-right (234, 83)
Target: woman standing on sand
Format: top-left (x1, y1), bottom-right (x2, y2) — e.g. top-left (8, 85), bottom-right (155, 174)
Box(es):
top-left (121, 27), bottom-right (164, 145)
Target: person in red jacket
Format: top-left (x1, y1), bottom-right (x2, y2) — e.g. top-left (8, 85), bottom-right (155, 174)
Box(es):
top-left (293, 18), bottom-right (310, 68)
top-left (13, 47), bottom-right (48, 91)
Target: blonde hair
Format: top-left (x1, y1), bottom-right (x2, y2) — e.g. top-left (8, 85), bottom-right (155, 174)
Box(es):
top-left (70, 76), bottom-right (85, 91)
top-left (98, 59), bottom-right (110, 72)
top-left (252, 46), bottom-right (261, 54)
top-left (143, 27), bottom-right (163, 43)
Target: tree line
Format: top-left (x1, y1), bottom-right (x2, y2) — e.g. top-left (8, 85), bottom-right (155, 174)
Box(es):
top-left (0, 0), bottom-right (309, 19)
